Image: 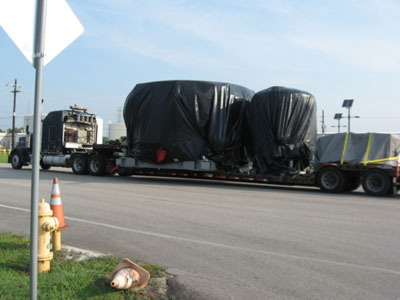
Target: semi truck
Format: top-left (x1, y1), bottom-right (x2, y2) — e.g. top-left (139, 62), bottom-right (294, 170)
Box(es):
top-left (8, 86), bottom-right (400, 197)
top-left (9, 105), bottom-right (115, 175)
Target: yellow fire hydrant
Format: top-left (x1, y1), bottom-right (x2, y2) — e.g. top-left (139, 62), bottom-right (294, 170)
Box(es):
top-left (38, 198), bottom-right (59, 273)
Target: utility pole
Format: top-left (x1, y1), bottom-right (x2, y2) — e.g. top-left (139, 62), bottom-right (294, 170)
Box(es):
top-left (6, 79), bottom-right (22, 149)
top-left (321, 110), bottom-right (326, 135)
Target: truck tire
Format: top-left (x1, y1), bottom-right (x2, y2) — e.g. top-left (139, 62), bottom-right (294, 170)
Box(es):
top-left (317, 167), bottom-right (345, 193)
top-left (344, 173), bottom-right (361, 192)
top-left (71, 154), bottom-right (88, 175)
top-left (40, 160), bottom-right (51, 170)
top-left (89, 154), bottom-right (107, 176)
top-left (362, 169), bottom-right (392, 196)
top-left (10, 152), bottom-right (23, 169)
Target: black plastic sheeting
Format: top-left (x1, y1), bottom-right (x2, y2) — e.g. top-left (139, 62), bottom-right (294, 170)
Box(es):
top-left (247, 86), bottom-right (317, 174)
top-left (123, 80), bottom-right (254, 169)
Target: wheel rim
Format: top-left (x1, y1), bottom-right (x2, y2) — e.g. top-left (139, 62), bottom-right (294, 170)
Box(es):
top-left (365, 174), bottom-right (385, 193)
top-left (321, 171), bottom-right (339, 190)
top-left (90, 158), bottom-right (99, 173)
top-left (73, 157), bottom-right (83, 171)
top-left (12, 155), bottom-right (19, 166)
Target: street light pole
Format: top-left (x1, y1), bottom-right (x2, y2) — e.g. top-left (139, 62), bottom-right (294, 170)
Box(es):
top-left (333, 113), bottom-right (345, 133)
top-left (348, 108), bottom-right (351, 132)
top-left (342, 99), bottom-right (360, 133)
top-left (6, 79), bottom-right (22, 149)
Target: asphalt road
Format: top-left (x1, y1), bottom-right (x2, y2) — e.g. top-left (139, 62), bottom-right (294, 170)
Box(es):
top-left (0, 164), bottom-right (399, 300)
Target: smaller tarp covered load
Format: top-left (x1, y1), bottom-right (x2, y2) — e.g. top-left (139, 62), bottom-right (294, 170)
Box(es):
top-left (123, 80), bottom-right (254, 169)
top-left (315, 132), bottom-right (400, 166)
top-left (247, 86), bottom-right (317, 174)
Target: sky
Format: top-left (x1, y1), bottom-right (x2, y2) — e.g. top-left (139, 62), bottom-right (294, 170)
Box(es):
top-left (0, 0), bottom-right (399, 135)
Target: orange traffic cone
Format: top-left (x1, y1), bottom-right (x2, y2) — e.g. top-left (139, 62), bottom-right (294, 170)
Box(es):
top-left (50, 177), bottom-right (70, 231)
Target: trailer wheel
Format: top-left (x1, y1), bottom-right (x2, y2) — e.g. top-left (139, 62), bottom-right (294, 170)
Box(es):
top-left (89, 154), bottom-right (107, 176)
top-left (40, 160), bottom-right (51, 170)
top-left (317, 167), bottom-right (345, 193)
top-left (10, 152), bottom-right (23, 169)
top-left (362, 169), bottom-right (392, 196)
top-left (71, 154), bottom-right (88, 175)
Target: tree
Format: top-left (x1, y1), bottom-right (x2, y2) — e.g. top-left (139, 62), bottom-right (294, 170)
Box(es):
top-left (7, 127), bottom-right (24, 133)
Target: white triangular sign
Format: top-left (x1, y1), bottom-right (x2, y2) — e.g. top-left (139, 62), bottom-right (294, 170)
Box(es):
top-left (0, 0), bottom-right (84, 66)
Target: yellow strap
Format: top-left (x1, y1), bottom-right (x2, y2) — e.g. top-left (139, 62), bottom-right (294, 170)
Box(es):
top-left (361, 156), bottom-right (399, 164)
top-left (362, 133), bottom-right (373, 165)
top-left (340, 132), bottom-right (349, 165)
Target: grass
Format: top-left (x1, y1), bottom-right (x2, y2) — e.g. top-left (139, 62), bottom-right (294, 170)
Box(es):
top-left (0, 233), bottom-right (174, 300)
top-left (0, 154), bottom-right (8, 163)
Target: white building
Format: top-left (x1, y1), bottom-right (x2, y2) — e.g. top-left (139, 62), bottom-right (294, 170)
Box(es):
top-left (108, 122), bottom-right (126, 140)
top-left (23, 114), bottom-right (47, 135)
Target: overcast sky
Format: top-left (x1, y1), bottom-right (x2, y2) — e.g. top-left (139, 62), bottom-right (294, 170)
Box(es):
top-left (0, 0), bottom-right (399, 134)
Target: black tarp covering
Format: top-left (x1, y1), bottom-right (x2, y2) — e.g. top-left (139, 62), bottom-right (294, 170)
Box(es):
top-left (248, 86), bottom-right (317, 174)
top-left (123, 80), bottom-right (254, 169)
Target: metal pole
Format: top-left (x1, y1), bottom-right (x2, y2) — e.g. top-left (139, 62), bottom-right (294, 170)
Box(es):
top-left (348, 108), bottom-right (351, 132)
top-left (338, 119), bottom-right (340, 133)
top-left (30, 0), bottom-right (47, 299)
top-left (12, 79), bottom-right (17, 149)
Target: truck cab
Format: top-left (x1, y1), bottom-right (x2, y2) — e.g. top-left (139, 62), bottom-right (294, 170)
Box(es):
top-left (9, 105), bottom-right (98, 171)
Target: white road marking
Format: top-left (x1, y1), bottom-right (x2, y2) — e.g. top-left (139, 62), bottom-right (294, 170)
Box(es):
top-left (1, 203), bottom-right (399, 277)
top-left (0, 180), bottom-right (31, 187)
top-left (0, 204), bottom-right (31, 212)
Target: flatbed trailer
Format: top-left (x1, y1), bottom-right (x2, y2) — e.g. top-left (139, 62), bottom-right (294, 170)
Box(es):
top-left (112, 156), bottom-right (400, 196)
top-left (9, 139), bottom-right (399, 196)
top-left (9, 130), bottom-right (399, 197)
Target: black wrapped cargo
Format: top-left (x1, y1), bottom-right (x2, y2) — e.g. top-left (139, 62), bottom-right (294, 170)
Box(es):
top-left (123, 80), bottom-right (254, 169)
top-left (248, 86), bottom-right (317, 174)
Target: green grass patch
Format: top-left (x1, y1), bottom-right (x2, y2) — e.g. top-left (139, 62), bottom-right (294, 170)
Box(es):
top-left (0, 154), bottom-right (8, 163)
top-left (0, 233), bottom-right (173, 300)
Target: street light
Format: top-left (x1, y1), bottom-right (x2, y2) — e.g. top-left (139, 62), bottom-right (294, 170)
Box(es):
top-left (332, 113), bottom-right (346, 133)
top-left (342, 99), bottom-right (360, 132)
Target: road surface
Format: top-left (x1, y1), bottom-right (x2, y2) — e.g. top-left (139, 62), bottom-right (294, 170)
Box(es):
top-left (0, 165), bottom-right (399, 300)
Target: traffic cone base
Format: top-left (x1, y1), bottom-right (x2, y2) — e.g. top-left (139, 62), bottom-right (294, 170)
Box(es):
top-left (108, 258), bottom-right (150, 290)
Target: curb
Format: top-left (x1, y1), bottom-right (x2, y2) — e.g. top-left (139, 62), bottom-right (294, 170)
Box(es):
top-left (62, 245), bottom-right (105, 261)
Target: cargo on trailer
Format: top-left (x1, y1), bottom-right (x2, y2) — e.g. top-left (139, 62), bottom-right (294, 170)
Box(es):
top-left (247, 86), bottom-right (317, 175)
top-left (123, 80), bottom-right (254, 170)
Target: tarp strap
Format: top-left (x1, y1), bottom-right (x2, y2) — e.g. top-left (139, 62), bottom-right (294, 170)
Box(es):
top-left (361, 156), bottom-right (399, 164)
top-left (362, 132), bottom-right (373, 165)
top-left (340, 132), bottom-right (350, 165)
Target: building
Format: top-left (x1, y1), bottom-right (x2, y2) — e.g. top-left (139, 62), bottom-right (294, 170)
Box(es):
top-left (108, 122), bottom-right (126, 140)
